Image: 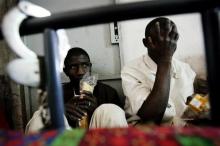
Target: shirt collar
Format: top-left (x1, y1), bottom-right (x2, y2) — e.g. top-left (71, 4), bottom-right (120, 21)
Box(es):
top-left (143, 54), bottom-right (157, 74)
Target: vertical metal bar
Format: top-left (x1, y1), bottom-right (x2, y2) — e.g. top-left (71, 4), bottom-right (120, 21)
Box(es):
top-left (44, 29), bottom-right (65, 129)
top-left (201, 8), bottom-right (220, 125)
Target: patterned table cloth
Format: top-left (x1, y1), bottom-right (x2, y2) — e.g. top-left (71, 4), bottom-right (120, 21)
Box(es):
top-left (1, 126), bottom-right (220, 146)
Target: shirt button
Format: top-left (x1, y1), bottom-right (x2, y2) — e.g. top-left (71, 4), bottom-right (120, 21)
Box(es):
top-left (173, 73), bottom-right (180, 79)
top-left (167, 103), bottom-right (171, 108)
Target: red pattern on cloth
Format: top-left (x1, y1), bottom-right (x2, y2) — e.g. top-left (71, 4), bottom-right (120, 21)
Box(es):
top-left (0, 126), bottom-right (220, 146)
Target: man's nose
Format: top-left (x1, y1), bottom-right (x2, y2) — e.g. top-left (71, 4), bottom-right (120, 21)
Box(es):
top-left (77, 66), bottom-right (85, 75)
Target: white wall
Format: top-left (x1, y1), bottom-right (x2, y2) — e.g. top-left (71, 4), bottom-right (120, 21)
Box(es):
top-left (26, 0), bottom-right (121, 81)
top-left (23, 0), bottom-right (208, 117)
top-left (24, 0), bottom-right (120, 115)
top-left (118, 1), bottom-right (207, 79)
top-left (26, 0), bottom-right (207, 79)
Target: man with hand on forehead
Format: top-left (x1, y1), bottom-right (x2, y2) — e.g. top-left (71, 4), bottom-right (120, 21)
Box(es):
top-left (121, 17), bottom-right (196, 126)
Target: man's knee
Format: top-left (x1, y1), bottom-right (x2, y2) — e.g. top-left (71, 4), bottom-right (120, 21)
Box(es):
top-left (90, 104), bottom-right (127, 128)
top-left (95, 104), bottom-right (125, 115)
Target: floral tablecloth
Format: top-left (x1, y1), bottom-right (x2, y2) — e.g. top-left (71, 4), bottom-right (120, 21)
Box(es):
top-left (1, 126), bottom-right (220, 146)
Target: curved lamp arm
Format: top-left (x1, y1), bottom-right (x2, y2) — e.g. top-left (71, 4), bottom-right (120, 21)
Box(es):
top-left (1, 1), bottom-right (51, 87)
top-left (1, 1), bottom-right (51, 59)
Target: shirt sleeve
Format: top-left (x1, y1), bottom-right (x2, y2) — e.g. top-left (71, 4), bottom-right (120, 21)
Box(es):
top-left (181, 63), bottom-right (196, 102)
top-left (121, 67), bottom-right (151, 115)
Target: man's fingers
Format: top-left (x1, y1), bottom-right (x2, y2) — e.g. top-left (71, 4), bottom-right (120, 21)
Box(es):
top-left (78, 104), bottom-right (90, 111)
top-left (155, 22), bottom-right (160, 37)
top-left (147, 36), bottom-right (155, 49)
top-left (66, 110), bottom-right (83, 120)
top-left (67, 96), bottom-right (81, 103)
top-left (169, 25), bottom-right (176, 39)
top-left (66, 114), bottom-right (77, 121)
top-left (65, 104), bottom-right (76, 112)
top-left (80, 90), bottom-right (92, 95)
top-left (78, 99), bottom-right (96, 109)
top-left (80, 94), bottom-right (97, 105)
top-left (80, 94), bottom-right (94, 101)
top-left (174, 33), bottom-right (179, 41)
top-left (77, 101), bottom-right (90, 108)
top-left (153, 22), bottom-right (161, 42)
top-left (164, 20), bottom-right (172, 37)
top-left (65, 105), bottom-right (86, 119)
top-left (75, 107), bottom-right (87, 117)
top-left (169, 25), bottom-right (178, 41)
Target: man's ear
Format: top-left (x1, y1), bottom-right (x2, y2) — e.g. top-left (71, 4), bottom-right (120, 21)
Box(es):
top-left (143, 38), bottom-right (148, 47)
top-left (89, 64), bottom-right (92, 74)
top-left (63, 67), bottom-right (68, 76)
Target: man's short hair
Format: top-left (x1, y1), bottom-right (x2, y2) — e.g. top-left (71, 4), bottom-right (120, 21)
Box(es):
top-left (64, 47), bottom-right (90, 67)
top-left (145, 17), bottom-right (175, 36)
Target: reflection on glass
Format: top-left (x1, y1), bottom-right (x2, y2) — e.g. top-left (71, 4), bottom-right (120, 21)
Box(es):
top-left (0, 0), bottom-right (211, 133)
top-left (23, 15), bottom-right (210, 131)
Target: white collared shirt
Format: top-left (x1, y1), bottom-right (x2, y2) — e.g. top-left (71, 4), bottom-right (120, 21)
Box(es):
top-left (121, 54), bottom-right (196, 125)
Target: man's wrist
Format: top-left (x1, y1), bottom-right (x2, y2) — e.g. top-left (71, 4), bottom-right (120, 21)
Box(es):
top-left (157, 59), bottom-right (172, 65)
top-left (157, 56), bottom-right (173, 64)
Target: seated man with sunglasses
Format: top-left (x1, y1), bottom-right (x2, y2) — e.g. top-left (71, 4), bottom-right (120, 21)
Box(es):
top-left (63, 47), bottom-right (127, 128)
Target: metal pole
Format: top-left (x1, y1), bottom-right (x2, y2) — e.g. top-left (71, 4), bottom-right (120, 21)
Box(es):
top-left (201, 8), bottom-right (220, 126)
top-left (44, 29), bottom-right (65, 129)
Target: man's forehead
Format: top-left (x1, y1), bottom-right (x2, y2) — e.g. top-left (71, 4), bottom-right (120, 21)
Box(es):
top-left (68, 55), bottom-right (90, 63)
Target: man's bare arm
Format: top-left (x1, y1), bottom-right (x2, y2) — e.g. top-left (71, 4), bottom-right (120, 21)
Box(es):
top-left (138, 20), bottom-right (179, 123)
